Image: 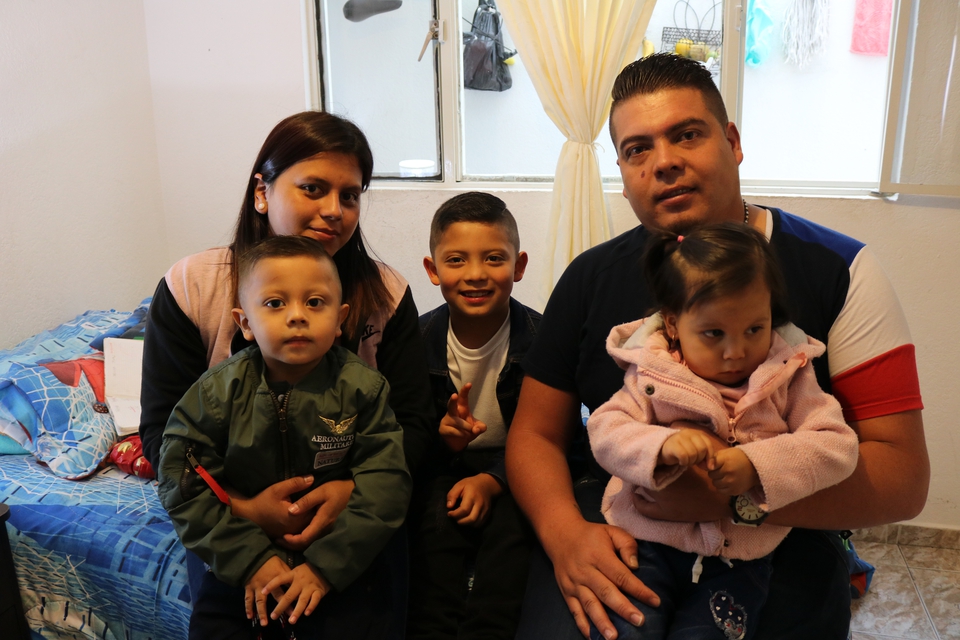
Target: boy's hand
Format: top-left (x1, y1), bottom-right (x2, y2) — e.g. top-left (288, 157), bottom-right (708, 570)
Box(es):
top-left (707, 447), bottom-right (760, 496)
top-left (262, 562), bottom-right (331, 625)
top-left (659, 428), bottom-right (722, 467)
top-left (439, 383), bottom-right (487, 452)
top-left (446, 473), bottom-right (503, 526)
top-left (245, 556), bottom-right (289, 626)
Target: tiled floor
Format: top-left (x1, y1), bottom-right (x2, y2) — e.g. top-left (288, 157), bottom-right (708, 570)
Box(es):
top-left (850, 525), bottom-right (960, 639)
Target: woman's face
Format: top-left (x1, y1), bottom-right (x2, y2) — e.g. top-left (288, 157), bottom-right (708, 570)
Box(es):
top-left (256, 152), bottom-right (363, 256)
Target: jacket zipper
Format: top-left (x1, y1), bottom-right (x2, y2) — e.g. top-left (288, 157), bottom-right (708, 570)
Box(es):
top-left (180, 443), bottom-right (196, 500)
top-left (268, 389), bottom-right (295, 567)
top-left (640, 368), bottom-right (742, 445)
top-left (269, 389), bottom-right (293, 480)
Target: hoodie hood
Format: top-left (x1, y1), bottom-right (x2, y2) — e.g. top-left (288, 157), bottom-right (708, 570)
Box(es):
top-left (604, 314), bottom-right (670, 370)
top-left (604, 314), bottom-right (827, 388)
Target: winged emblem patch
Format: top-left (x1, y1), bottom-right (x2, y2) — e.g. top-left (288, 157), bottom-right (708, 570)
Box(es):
top-left (321, 414), bottom-right (357, 435)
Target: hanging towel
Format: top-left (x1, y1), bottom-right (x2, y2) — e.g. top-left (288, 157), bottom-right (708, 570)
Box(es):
top-left (746, 0), bottom-right (775, 66)
top-left (782, 0), bottom-right (830, 68)
top-left (851, 0), bottom-right (892, 55)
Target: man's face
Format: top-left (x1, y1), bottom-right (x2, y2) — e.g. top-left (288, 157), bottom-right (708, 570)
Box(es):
top-left (612, 87), bottom-right (744, 233)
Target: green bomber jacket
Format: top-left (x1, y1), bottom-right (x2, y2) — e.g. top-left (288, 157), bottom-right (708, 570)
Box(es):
top-left (157, 344), bottom-right (411, 590)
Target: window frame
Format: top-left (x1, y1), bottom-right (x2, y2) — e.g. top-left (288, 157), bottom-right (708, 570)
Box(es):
top-left (302, 0), bottom-right (950, 198)
top-left (878, 0), bottom-right (960, 197)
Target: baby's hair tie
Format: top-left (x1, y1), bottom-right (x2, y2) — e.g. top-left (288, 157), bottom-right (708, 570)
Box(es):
top-left (677, 235), bottom-right (684, 243)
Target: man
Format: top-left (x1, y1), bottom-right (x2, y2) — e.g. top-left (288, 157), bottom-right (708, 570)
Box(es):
top-left (507, 53), bottom-right (928, 640)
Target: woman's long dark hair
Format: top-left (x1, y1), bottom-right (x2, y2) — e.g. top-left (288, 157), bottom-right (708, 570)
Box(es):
top-left (642, 222), bottom-right (790, 328)
top-left (230, 111), bottom-right (390, 340)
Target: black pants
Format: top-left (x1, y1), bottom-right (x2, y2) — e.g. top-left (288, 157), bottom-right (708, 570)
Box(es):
top-left (515, 476), bottom-right (852, 640)
top-left (407, 465), bottom-right (532, 640)
top-left (188, 527), bottom-right (409, 640)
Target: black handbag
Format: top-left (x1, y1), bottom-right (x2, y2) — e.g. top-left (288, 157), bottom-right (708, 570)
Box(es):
top-left (463, 0), bottom-right (516, 92)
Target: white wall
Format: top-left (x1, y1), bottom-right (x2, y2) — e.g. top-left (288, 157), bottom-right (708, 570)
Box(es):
top-left (1, 0), bottom-right (957, 529)
top-left (142, 0), bottom-right (308, 263)
top-left (0, 1), bottom-right (169, 348)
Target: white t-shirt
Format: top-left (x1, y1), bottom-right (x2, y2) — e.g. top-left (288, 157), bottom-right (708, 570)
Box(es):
top-left (446, 313), bottom-right (511, 449)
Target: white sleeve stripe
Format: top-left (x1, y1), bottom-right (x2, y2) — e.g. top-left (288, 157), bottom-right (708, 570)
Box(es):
top-left (827, 247), bottom-right (913, 379)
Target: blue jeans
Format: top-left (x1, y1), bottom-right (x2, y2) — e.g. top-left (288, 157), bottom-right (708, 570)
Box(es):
top-left (514, 476), bottom-right (851, 640)
top-left (588, 543), bottom-right (772, 640)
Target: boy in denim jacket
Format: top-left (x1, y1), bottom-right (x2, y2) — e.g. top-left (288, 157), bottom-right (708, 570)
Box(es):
top-left (407, 192), bottom-right (540, 640)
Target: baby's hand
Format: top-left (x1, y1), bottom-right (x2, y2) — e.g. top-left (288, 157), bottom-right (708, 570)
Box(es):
top-left (446, 473), bottom-right (503, 526)
top-left (245, 556), bottom-right (290, 626)
top-left (439, 383), bottom-right (487, 452)
top-left (707, 448), bottom-right (760, 496)
top-left (262, 562), bottom-right (331, 624)
top-left (659, 428), bottom-right (721, 467)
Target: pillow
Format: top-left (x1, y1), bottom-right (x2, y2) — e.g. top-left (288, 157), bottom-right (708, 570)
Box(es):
top-left (0, 360), bottom-right (115, 479)
top-left (0, 433), bottom-right (28, 454)
top-left (0, 299), bottom-right (151, 478)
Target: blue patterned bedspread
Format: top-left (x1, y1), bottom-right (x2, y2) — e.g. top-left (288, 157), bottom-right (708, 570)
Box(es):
top-left (1, 455), bottom-right (190, 640)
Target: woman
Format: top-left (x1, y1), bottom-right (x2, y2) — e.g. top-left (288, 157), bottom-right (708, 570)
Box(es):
top-left (139, 111), bottom-right (433, 638)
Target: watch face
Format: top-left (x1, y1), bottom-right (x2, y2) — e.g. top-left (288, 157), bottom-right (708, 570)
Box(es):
top-left (734, 495), bottom-right (765, 522)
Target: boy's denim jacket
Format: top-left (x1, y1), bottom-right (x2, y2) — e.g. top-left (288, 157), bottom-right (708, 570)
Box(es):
top-left (419, 297), bottom-right (541, 487)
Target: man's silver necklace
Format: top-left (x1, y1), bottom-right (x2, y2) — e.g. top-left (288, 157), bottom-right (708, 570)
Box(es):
top-left (743, 199), bottom-right (750, 225)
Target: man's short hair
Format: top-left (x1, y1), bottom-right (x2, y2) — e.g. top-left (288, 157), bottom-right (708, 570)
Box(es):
top-left (609, 53), bottom-right (729, 143)
top-left (429, 191), bottom-right (521, 255)
top-left (236, 235), bottom-right (341, 302)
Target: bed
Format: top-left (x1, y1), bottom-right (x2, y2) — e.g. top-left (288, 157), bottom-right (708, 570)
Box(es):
top-left (0, 304), bottom-right (191, 640)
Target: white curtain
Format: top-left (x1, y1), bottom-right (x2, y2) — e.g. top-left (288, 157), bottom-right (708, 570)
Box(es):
top-left (497, 0), bottom-right (655, 300)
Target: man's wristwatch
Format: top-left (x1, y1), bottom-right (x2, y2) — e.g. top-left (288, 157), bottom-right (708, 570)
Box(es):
top-left (730, 494), bottom-right (768, 527)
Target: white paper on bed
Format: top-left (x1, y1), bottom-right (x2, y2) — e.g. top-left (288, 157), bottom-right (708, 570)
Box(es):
top-left (104, 337), bottom-right (144, 437)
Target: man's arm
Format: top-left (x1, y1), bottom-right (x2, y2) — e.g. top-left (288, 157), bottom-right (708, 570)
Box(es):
top-left (766, 409), bottom-right (928, 528)
top-left (505, 377), bottom-right (659, 640)
top-left (634, 410), bottom-right (929, 529)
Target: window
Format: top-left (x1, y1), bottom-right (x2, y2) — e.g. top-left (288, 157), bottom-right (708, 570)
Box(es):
top-left (311, 0), bottom-right (442, 179)
top-left (880, 0), bottom-right (960, 195)
top-left (306, 0), bottom-right (958, 195)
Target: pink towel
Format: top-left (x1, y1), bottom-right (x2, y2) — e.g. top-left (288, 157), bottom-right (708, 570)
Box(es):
top-left (851, 0), bottom-right (892, 55)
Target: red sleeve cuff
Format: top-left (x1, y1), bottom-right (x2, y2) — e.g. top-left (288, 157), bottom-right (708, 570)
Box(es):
top-left (831, 344), bottom-right (923, 422)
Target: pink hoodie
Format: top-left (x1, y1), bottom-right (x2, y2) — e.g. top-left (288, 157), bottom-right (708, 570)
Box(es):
top-left (587, 315), bottom-right (858, 560)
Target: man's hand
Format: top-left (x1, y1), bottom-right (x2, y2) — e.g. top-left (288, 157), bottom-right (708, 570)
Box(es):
top-left (632, 465), bottom-right (731, 523)
top-left (446, 473), bottom-right (503, 526)
top-left (439, 383), bottom-right (487, 452)
top-left (707, 448), bottom-right (759, 496)
top-left (262, 562), bottom-right (332, 624)
top-left (544, 519), bottom-right (661, 640)
top-left (507, 378), bottom-right (661, 640)
top-left (245, 556), bottom-right (289, 626)
top-left (228, 476), bottom-right (355, 550)
top-left (659, 428), bottom-right (722, 467)
top-left (229, 476), bottom-right (317, 540)
top-left (280, 479), bottom-right (355, 550)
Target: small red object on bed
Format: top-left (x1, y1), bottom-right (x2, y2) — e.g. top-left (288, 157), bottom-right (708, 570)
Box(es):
top-left (108, 435), bottom-right (154, 478)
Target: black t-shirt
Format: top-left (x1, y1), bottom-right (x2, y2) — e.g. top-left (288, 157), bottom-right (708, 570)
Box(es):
top-left (523, 207), bottom-right (852, 431)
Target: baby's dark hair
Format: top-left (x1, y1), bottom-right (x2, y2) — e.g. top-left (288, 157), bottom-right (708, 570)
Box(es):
top-left (236, 235), bottom-right (342, 302)
top-left (429, 192), bottom-right (520, 255)
top-left (643, 222), bottom-right (790, 326)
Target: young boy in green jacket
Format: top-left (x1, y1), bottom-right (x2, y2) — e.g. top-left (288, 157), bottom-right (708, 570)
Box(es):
top-left (157, 235), bottom-right (410, 637)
